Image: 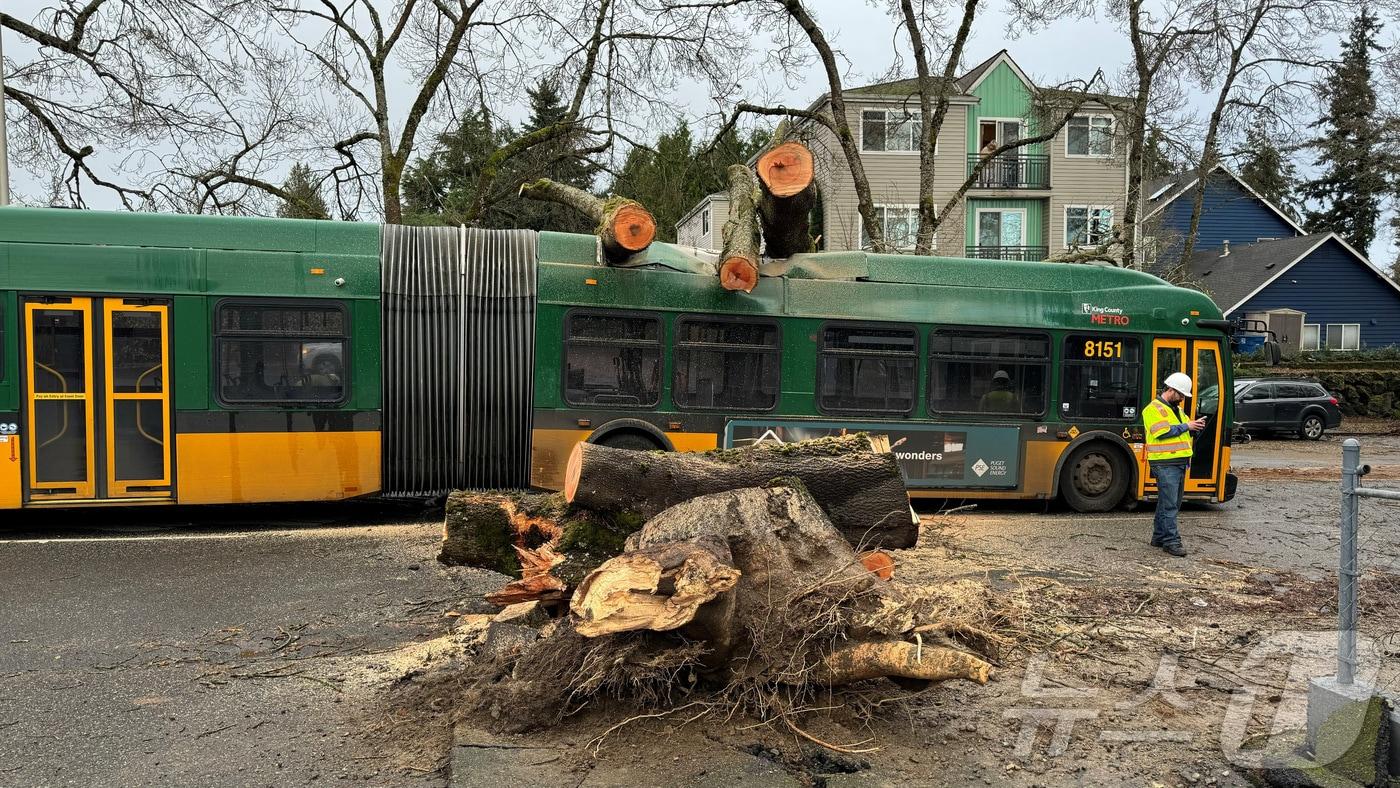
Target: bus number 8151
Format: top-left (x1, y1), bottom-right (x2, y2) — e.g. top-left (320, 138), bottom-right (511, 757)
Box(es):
top-left (1081, 339), bottom-right (1124, 359)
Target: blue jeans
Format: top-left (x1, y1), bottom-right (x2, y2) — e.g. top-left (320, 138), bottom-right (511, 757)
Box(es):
top-left (1151, 463), bottom-right (1186, 546)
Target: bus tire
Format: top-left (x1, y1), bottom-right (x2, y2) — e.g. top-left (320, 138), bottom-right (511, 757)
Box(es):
top-left (596, 430), bottom-right (665, 452)
top-left (1059, 442), bottom-right (1131, 513)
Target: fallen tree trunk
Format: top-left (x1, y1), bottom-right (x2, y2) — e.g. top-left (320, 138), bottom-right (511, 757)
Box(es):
top-left (718, 164), bottom-right (761, 293)
top-left (755, 141), bottom-right (816, 259)
top-left (564, 440), bottom-right (916, 549)
top-left (519, 179), bottom-right (655, 263)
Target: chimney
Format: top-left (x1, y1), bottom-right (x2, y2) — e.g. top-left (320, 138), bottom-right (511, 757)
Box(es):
top-left (1221, 240), bottom-right (1230, 257)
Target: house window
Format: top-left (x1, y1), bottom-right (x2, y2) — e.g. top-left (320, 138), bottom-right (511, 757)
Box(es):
top-left (1066, 115), bottom-right (1113, 157)
top-left (216, 301), bottom-right (349, 405)
top-left (701, 208), bottom-right (711, 236)
top-left (975, 209), bottom-right (1026, 249)
top-left (1325, 323), bottom-right (1361, 351)
top-left (1065, 206), bottom-right (1113, 247)
top-left (1301, 324), bottom-right (1320, 351)
top-left (861, 109), bottom-right (920, 152)
top-left (860, 205), bottom-right (920, 251)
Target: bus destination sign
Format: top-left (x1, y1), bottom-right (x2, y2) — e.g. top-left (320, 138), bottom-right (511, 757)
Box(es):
top-left (725, 420), bottom-right (1021, 489)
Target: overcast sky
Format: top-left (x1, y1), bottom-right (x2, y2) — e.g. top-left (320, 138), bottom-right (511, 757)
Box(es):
top-left (3, 0), bottom-right (1379, 257)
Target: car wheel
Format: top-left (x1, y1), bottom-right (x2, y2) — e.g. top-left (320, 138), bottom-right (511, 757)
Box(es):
top-left (1299, 414), bottom-right (1325, 441)
top-left (1059, 442), bottom-right (1131, 513)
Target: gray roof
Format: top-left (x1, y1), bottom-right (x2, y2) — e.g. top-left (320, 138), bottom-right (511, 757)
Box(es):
top-left (1171, 234), bottom-right (1328, 311)
top-left (1144, 169), bottom-right (1201, 212)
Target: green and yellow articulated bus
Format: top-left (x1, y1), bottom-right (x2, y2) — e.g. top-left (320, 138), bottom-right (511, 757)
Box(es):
top-left (0, 207), bottom-right (1235, 512)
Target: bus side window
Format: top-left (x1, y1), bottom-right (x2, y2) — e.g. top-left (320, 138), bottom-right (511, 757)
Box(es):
top-left (817, 324), bottom-right (918, 415)
top-left (563, 311), bottom-right (661, 408)
top-left (928, 329), bottom-right (1049, 417)
top-left (1061, 334), bottom-right (1142, 420)
top-left (215, 300), bottom-right (349, 406)
top-left (673, 317), bottom-right (780, 411)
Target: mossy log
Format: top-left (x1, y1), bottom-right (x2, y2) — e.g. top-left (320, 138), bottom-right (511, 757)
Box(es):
top-left (439, 491), bottom-right (642, 582)
top-left (519, 179), bottom-right (655, 264)
top-left (718, 164), bottom-right (761, 293)
top-left (755, 141), bottom-right (817, 259)
top-left (563, 439), bottom-right (916, 549)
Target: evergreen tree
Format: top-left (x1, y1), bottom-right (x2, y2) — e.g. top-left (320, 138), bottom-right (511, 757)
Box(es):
top-left (510, 79), bottom-right (601, 233)
top-left (402, 79), bottom-right (603, 230)
top-left (277, 163), bottom-right (329, 220)
top-left (609, 122), bottom-right (770, 242)
top-left (1237, 127), bottom-right (1300, 219)
top-left (401, 108), bottom-right (510, 226)
top-left (1140, 127), bottom-right (1180, 182)
top-left (1301, 11), bottom-right (1387, 251)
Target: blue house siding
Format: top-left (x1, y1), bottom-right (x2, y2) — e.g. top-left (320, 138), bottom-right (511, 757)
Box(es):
top-left (1232, 239), bottom-right (1400, 348)
top-left (1154, 175), bottom-right (1299, 261)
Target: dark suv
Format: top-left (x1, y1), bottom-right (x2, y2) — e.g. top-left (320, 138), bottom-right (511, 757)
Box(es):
top-left (1234, 379), bottom-right (1344, 440)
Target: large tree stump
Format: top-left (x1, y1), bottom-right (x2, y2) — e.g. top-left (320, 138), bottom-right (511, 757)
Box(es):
top-left (563, 440), bottom-right (917, 549)
top-left (718, 164), bottom-right (761, 293)
top-left (755, 141), bottom-right (817, 259)
top-left (519, 179), bottom-right (655, 263)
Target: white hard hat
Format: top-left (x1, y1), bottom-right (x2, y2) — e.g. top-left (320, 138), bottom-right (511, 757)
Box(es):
top-left (1164, 372), bottom-right (1193, 398)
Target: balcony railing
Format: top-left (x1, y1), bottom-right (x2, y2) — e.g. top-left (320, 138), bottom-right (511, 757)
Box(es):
top-left (967, 153), bottom-right (1050, 190)
top-left (965, 245), bottom-right (1049, 262)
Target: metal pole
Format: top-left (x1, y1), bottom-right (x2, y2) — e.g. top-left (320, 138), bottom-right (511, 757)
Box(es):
top-left (1338, 438), bottom-right (1360, 685)
top-left (0, 26), bottom-right (10, 206)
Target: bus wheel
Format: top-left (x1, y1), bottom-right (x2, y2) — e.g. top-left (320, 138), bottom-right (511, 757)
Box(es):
top-left (596, 431), bottom-right (664, 452)
top-left (1060, 442), bottom-right (1130, 513)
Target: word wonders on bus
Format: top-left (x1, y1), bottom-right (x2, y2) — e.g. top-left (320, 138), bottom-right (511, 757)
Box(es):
top-left (725, 420), bottom-right (1020, 489)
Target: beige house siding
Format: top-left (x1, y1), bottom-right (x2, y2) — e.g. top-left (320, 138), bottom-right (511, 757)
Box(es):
top-left (806, 97), bottom-right (969, 252)
top-left (1047, 110), bottom-right (1129, 252)
top-left (675, 197), bottom-right (730, 249)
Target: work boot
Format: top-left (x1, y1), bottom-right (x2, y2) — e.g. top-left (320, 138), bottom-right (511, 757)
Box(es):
top-left (1161, 542), bottom-right (1187, 557)
top-left (1150, 538), bottom-right (1162, 547)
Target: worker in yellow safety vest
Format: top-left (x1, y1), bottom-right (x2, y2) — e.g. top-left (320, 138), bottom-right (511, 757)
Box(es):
top-left (1143, 372), bottom-right (1206, 556)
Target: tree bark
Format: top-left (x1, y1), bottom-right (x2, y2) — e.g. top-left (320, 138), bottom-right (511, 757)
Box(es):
top-left (519, 179), bottom-right (656, 263)
top-left (719, 164), bottom-right (761, 291)
top-left (756, 141), bottom-right (816, 259)
top-left (563, 441), bottom-right (916, 549)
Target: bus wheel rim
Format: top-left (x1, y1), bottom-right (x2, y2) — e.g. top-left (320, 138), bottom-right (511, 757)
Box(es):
top-left (1073, 452), bottom-right (1113, 497)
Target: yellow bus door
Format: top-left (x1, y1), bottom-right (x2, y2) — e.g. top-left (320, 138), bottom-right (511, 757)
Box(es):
top-left (1185, 340), bottom-right (1225, 499)
top-left (103, 300), bottom-right (173, 498)
top-left (22, 297), bottom-right (173, 503)
top-left (24, 298), bottom-right (97, 500)
top-left (1137, 337), bottom-right (1226, 501)
top-left (1139, 338), bottom-right (1187, 499)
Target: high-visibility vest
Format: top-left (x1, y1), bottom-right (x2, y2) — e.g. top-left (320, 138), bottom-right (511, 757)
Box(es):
top-left (1143, 397), bottom-right (1193, 462)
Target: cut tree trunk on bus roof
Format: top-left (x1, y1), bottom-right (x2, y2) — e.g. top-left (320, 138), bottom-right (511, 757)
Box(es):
top-left (563, 439), bottom-right (916, 549)
top-left (756, 141), bottom-right (817, 260)
top-left (518, 179), bottom-right (655, 263)
top-left (719, 164), bottom-right (761, 293)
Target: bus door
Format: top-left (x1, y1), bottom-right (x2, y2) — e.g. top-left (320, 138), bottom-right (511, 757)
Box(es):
top-left (1138, 337), bottom-right (1225, 500)
top-left (22, 296), bottom-right (173, 503)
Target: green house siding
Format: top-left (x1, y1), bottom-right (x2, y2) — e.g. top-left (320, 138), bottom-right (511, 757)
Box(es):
top-left (965, 62), bottom-right (1042, 155)
top-left (965, 199), bottom-right (1046, 249)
